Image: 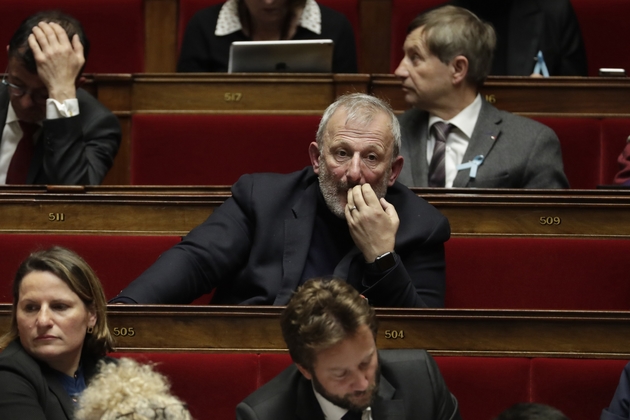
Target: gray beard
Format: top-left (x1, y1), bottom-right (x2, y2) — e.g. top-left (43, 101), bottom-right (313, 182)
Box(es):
top-left (318, 160), bottom-right (390, 219)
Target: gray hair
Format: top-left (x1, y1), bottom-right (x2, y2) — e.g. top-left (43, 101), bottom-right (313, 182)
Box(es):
top-left (408, 5), bottom-right (496, 87)
top-left (316, 93), bottom-right (401, 159)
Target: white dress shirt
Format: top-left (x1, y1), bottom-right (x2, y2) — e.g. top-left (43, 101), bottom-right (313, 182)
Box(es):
top-left (0, 98), bottom-right (78, 184)
top-left (426, 94), bottom-right (483, 188)
top-left (313, 384), bottom-right (372, 420)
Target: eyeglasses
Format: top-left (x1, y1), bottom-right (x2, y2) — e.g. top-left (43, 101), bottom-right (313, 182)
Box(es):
top-left (1, 72), bottom-right (49, 106)
top-left (115, 403), bottom-right (190, 419)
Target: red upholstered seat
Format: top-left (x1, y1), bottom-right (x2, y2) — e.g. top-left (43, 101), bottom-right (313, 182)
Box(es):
top-left (258, 353), bottom-right (293, 386)
top-left (532, 117), bottom-right (601, 189)
top-left (389, 0), bottom-right (446, 73)
top-left (435, 357), bottom-right (531, 420)
top-left (0, 0), bottom-right (144, 73)
top-left (0, 234), bottom-right (180, 302)
top-left (531, 358), bottom-right (629, 420)
top-left (601, 119), bottom-right (630, 185)
top-left (571, 0), bottom-right (630, 76)
top-left (108, 353), bottom-right (628, 420)
top-left (114, 352), bottom-right (259, 420)
top-left (130, 114), bottom-right (318, 185)
top-left (445, 237), bottom-right (630, 310)
top-left (178, 0), bottom-right (361, 61)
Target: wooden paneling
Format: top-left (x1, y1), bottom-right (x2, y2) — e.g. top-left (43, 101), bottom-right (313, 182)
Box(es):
top-left (2, 187), bottom-right (630, 237)
top-left (144, 0), bottom-right (179, 72)
top-left (371, 75), bottom-right (630, 116)
top-left (2, 305), bottom-right (628, 357)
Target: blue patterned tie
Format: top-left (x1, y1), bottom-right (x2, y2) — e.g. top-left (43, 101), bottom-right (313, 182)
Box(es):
top-left (428, 121), bottom-right (453, 187)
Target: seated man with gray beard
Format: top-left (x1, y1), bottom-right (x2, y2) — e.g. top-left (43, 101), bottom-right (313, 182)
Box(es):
top-left (237, 278), bottom-right (461, 420)
top-left (112, 93), bottom-right (450, 308)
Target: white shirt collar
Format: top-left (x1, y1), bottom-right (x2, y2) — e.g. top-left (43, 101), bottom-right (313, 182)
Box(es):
top-left (6, 102), bottom-right (19, 125)
top-left (428, 94), bottom-right (483, 139)
top-left (312, 383), bottom-right (370, 420)
top-left (215, 0), bottom-right (321, 36)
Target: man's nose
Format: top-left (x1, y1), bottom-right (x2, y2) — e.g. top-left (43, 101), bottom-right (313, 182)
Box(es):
top-left (18, 93), bottom-right (35, 109)
top-left (345, 154), bottom-right (364, 185)
top-left (351, 371), bottom-right (370, 391)
top-left (394, 58), bottom-right (408, 79)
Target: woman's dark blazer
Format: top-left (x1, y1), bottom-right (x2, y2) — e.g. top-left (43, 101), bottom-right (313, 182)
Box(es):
top-left (0, 340), bottom-right (103, 420)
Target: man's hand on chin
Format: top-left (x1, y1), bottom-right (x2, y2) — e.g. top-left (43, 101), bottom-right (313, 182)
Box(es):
top-left (345, 184), bottom-right (399, 263)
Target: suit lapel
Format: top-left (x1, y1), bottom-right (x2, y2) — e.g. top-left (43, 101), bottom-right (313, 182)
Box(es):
top-left (295, 376), bottom-right (326, 420)
top-left (273, 182), bottom-right (319, 305)
top-left (0, 86), bottom-right (43, 184)
top-left (399, 109), bottom-right (430, 186)
top-left (371, 376), bottom-right (405, 420)
top-left (453, 101), bottom-right (502, 187)
top-left (0, 87), bottom-right (9, 129)
top-left (42, 368), bottom-right (74, 419)
top-left (507, 0), bottom-right (543, 75)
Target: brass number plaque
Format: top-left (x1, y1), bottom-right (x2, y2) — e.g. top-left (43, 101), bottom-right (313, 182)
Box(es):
top-left (384, 330), bottom-right (405, 339)
top-left (224, 92), bottom-right (242, 102)
top-left (48, 213), bottom-right (65, 222)
top-left (539, 216), bottom-right (561, 225)
top-left (112, 327), bottom-right (136, 337)
top-left (484, 94), bottom-right (496, 104)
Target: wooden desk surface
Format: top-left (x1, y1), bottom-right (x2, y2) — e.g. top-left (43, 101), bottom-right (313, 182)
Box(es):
top-left (2, 186), bottom-right (630, 238)
top-left (89, 74), bottom-right (630, 117)
top-left (371, 75), bottom-right (630, 117)
top-left (1, 305), bottom-right (628, 358)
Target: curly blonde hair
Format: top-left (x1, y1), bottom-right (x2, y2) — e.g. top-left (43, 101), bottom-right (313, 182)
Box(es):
top-left (75, 358), bottom-right (193, 420)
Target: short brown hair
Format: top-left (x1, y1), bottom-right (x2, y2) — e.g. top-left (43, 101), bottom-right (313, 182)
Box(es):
top-left (408, 5), bottom-right (495, 87)
top-left (0, 246), bottom-right (113, 356)
top-left (280, 278), bottom-right (377, 371)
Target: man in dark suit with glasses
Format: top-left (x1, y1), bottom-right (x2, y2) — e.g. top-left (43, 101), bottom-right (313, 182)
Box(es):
top-left (0, 10), bottom-right (120, 185)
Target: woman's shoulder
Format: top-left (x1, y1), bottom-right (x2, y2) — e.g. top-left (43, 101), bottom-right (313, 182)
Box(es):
top-left (0, 341), bottom-right (39, 371)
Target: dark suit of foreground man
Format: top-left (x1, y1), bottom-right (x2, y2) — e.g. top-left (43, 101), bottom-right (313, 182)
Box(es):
top-left (113, 94), bottom-right (450, 307)
top-left (0, 11), bottom-right (120, 185)
top-left (237, 278), bottom-right (461, 420)
top-left (394, 6), bottom-right (569, 189)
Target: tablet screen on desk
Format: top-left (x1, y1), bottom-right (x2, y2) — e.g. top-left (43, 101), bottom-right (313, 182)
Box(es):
top-left (228, 39), bottom-right (334, 73)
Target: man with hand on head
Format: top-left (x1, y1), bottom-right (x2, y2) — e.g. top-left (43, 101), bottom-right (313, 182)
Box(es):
top-left (0, 11), bottom-right (120, 185)
top-left (394, 6), bottom-right (569, 189)
top-left (237, 278), bottom-right (461, 420)
top-left (113, 93), bottom-right (449, 308)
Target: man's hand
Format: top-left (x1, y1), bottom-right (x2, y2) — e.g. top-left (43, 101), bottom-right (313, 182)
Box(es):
top-left (345, 184), bottom-right (399, 263)
top-left (28, 21), bottom-right (84, 102)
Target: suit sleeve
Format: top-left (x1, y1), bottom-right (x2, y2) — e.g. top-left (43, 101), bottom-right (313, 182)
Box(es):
top-left (601, 362), bottom-right (630, 420)
top-left (322, 7), bottom-right (358, 73)
top-left (177, 10), bottom-right (214, 72)
top-left (361, 202), bottom-right (450, 308)
top-left (40, 91), bottom-right (120, 185)
top-left (236, 402), bottom-right (260, 420)
top-left (557, 0), bottom-right (588, 76)
top-left (113, 175), bottom-right (257, 304)
top-left (0, 370), bottom-right (48, 420)
top-left (521, 123), bottom-right (569, 189)
top-left (423, 353), bottom-right (462, 420)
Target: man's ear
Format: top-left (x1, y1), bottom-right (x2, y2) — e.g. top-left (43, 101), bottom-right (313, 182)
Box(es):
top-left (388, 155), bottom-right (404, 186)
top-left (450, 55), bottom-right (469, 85)
top-left (309, 142), bottom-right (321, 175)
top-left (296, 363), bottom-right (313, 380)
